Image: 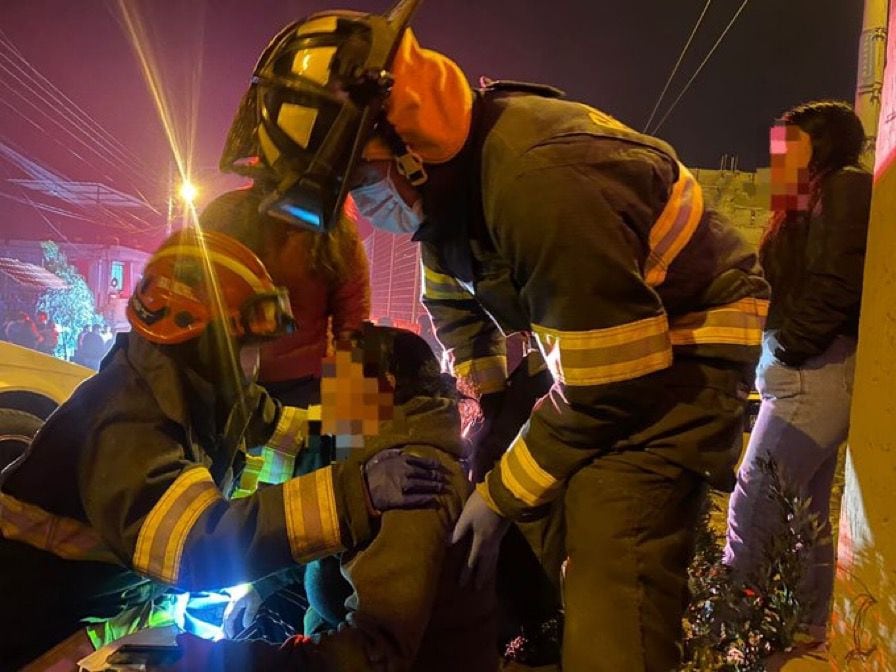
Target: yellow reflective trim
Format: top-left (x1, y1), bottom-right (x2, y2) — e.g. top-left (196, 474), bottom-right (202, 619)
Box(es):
top-left (278, 102), bottom-right (319, 149)
top-left (152, 246), bottom-right (265, 292)
top-left (645, 164), bottom-right (705, 287)
top-left (283, 465), bottom-right (343, 563)
top-left (421, 265), bottom-right (470, 301)
top-left (133, 467), bottom-right (221, 584)
top-left (268, 406), bottom-right (308, 456)
top-left (257, 446), bottom-right (297, 485)
top-left (453, 355), bottom-right (508, 395)
top-left (670, 298), bottom-right (769, 347)
top-left (534, 314), bottom-right (672, 386)
top-left (0, 493), bottom-right (118, 564)
top-left (289, 47), bottom-right (336, 87)
top-left (498, 436), bottom-right (560, 508)
top-left (296, 16), bottom-right (338, 35)
top-left (163, 486), bottom-right (220, 583)
top-left (475, 481), bottom-right (502, 514)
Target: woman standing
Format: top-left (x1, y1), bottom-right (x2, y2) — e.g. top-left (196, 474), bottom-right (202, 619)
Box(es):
top-left (724, 101), bottom-right (872, 644)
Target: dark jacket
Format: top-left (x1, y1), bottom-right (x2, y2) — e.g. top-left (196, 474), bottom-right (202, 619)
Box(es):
top-left (417, 88), bottom-right (769, 512)
top-left (761, 166), bottom-right (872, 366)
top-left (0, 333), bottom-right (374, 666)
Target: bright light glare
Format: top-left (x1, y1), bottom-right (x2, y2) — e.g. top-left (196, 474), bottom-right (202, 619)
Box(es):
top-left (179, 181), bottom-right (198, 203)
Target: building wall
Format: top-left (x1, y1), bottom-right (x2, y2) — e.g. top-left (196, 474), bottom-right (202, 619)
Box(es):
top-left (0, 239), bottom-right (149, 328)
top-left (692, 167), bottom-right (770, 249)
top-left (829, 4), bottom-right (896, 667)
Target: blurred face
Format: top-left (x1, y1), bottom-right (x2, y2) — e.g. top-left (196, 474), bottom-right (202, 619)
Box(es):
top-left (770, 122), bottom-right (812, 212)
top-left (319, 341), bottom-right (394, 450)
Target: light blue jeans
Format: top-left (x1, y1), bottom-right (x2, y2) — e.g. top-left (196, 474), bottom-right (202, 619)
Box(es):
top-left (724, 333), bottom-right (856, 630)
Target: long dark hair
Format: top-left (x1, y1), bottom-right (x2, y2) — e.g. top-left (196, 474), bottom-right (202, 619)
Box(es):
top-left (199, 187), bottom-right (355, 285)
top-left (761, 100), bottom-right (866, 250)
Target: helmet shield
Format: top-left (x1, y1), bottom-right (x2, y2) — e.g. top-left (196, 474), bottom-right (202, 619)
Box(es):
top-left (221, 1), bottom-right (421, 232)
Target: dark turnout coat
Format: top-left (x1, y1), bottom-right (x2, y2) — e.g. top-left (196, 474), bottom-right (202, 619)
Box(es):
top-left (0, 333), bottom-right (374, 667)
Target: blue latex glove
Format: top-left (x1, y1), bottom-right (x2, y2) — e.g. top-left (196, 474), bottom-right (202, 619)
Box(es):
top-left (451, 489), bottom-right (511, 590)
top-left (363, 448), bottom-right (448, 512)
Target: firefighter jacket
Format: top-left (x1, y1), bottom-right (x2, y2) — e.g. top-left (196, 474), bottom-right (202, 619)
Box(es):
top-left (760, 166), bottom-right (871, 366)
top-left (0, 333), bottom-right (375, 595)
top-left (416, 87), bottom-right (770, 518)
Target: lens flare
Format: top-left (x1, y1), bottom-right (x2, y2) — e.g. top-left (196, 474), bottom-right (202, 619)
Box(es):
top-left (116, 0), bottom-right (251, 423)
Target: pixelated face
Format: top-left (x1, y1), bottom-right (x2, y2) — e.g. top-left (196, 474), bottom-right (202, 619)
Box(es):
top-left (320, 341), bottom-right (394, 450)
top-left (770, 122), bottom-right (812, 212)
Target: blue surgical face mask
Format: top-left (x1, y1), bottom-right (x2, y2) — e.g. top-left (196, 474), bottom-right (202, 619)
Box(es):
top-left (350, 167), bottom-right (424, 235)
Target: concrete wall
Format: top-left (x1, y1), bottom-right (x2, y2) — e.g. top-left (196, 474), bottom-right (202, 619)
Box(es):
top-left (830, 3), bottom-right (896, 667)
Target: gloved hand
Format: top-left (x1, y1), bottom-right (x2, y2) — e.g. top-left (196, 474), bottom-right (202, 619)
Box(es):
top-left (363, 448), bottom-right (448, 512)
top-left (222, 583), bottom-right (263, 639)
top-left (451, 489), bottom-right (511, 590)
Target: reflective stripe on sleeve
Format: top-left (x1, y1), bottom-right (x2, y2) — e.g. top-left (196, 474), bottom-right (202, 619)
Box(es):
top-left (669, 298), bottom-right (769, 347)
top-left (282, 465), bottom-right (344, 563)
top-left (421, 265), bottom-right (471, 301)
top-left (267, 406), bottom-right (308, 456)
top-left (0, 493), bottom-right (118, 564)
top-left (533, 314), bottom-right (672, 386)
top-left (496, 436), bottom-right (561, 508)
top-left (645, 164), bottom-right (704, 288)
top-left (133, 467), bottom-right (222, 584)
top-left (453, 355), bottom-right (508, 396)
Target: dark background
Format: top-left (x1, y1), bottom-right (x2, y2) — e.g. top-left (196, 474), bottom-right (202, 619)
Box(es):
top-left (0, 0), bottom-right (864, 242)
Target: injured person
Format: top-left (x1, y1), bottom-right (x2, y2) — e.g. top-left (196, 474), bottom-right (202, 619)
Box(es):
top-left (169, 324), bottom-right (498, 672)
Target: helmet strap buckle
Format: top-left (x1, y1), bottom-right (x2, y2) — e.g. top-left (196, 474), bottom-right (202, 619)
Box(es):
top-left (394, 150), bottom-right (427, 186)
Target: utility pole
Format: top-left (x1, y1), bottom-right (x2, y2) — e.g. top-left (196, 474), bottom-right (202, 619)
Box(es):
top-left (855, 0), bottom-right (889, 167)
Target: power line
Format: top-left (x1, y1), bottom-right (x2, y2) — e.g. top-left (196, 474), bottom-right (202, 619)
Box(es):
top-left (643, 0), bottom-right (713, 133)
top-left (649, 0), bottom-right (750, 136)
top-left (0, 29), bottom-right (151, 175)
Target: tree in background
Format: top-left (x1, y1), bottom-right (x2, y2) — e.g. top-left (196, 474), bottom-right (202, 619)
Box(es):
top-left (36, 241), bottom-right (103, 360)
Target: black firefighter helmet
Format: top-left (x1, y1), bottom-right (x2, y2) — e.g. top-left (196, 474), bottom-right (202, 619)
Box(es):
top-left (220, 0), bottom-right (421, 233)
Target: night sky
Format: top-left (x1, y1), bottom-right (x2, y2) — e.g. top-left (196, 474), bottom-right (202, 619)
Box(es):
top-left (0, 0), bottom-right (864, 245)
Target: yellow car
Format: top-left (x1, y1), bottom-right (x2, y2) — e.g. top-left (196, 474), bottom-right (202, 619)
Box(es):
top-left (0, 342), bottom-right (92, 470)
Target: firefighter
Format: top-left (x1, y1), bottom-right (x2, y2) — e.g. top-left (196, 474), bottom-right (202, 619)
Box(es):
top-left (0, 229), bottom-right (447, 669)
top-left (220, 2), bottom-right (769, 669)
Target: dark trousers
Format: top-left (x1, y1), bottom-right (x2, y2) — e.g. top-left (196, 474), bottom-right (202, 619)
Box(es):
top-left (523, 360), bottom-right (746, 671)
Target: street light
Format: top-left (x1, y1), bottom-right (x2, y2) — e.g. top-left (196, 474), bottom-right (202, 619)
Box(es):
top-left (178, 180), bottom-right (198, 204)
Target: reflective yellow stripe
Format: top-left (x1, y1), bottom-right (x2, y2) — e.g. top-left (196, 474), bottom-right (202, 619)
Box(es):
top-left (267, 406), bottom-right (308, 456)
top-left (533, 314), bottom-right (672, 386)
top-left (670, 298), bottom-right (769, 347)
top-left (453, 355), bottom-right (508, 396)
top-left (475, 480), bottom-right (502, 515)
top-left (133, 467), bottom-right (222, 584)
top-left (645, 164), bottom-right (705, 287)
top-left (0, 493), bottom-right (118, 564)
top-left (153, 245), bottom-right (266, 292)
top-left (283, 466), bottom-right (343, 562)
top-left (421, 265), bottom-right (471, 301)
top-left (498, 437), bottom-right (560, 508)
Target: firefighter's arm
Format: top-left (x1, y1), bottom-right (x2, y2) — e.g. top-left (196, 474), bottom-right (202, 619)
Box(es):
top-left (420, 243), bottom-right (507, 397)
top-left (481, 162), bottom-right (674, 520)
top-left (79, 417), bottom-right (373, 592)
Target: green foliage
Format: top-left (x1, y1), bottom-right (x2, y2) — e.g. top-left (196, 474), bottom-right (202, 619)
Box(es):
top-left (36, 241), bottom-right (103, 359)
top-left (681, 457), bottom-right (826, 671)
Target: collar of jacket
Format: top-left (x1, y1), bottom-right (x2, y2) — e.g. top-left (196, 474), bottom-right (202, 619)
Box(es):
top-left (358, 395), bottom-right (465, 460)
top-left (119, 332), bottom-right (195, 430)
